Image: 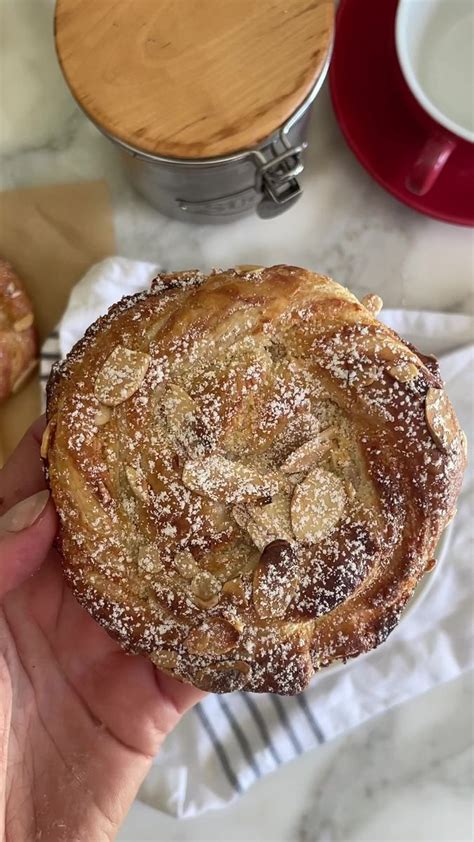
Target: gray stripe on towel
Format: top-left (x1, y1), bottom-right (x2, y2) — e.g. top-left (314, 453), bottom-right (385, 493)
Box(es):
top-left (217, 697), bottom-right (262, 780)
top-left (194, 704), bottom-right (243, 795)
top-left (270, 696), bottom-right (303, 755)
top-left (240, 694), bottom-right (282, 766)
top-left (296, 693), bottom-right (325, 743)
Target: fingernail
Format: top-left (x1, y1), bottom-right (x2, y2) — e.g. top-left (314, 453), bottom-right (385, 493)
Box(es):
top-left (0, 490), bottom-right (50, 534)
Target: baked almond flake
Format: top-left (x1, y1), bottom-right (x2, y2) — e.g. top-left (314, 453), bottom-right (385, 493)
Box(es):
top-left (149, 650), bottom-right (178, 671)
top-left (234, 265), bottom-right (264, 274)
top-left (137, 545), bottom-right (163, 574)
top-left (280, 434), bottom-right (334, 474)
top-left (172, 549), bottom-right (200, 579)
top-left (253, 540), bottom-right (298, 619)
top-left (352, 366), bottom-right (379, 388)
top-left (94, 404), bottom-right (112, 426)
top-left (94, 346), bottom-right (150, 406)
top-left (185, 617), bottom-right (240, 655)
top-left (190, 570), bottom-right (222, 609)
top-left (195, 660), bottom-right (252, 691)
top-left (125, 465), bottom-right (150, 503)
top-left (222, 577), bottom-right (248, 603)
top-left (13, 313), bottom-right (34, 332)
top-left (290, 467), bottom-right (347, 542)
top-left (425, 387), bottom-right (458, 451)
top-left (244, 495), bottom-right (294, 550)
top-left (388, 362), bottom-right (419, 383)
top-left (361, 293), bottom-right (383, 316)
top-left (12, 358), bottom-right (38, 394)
top-left (40, 419), bottom-right (55, 459)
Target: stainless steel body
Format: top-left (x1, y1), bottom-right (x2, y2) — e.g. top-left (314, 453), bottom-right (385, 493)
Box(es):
top-left (102, 51), bottom-right (331, 224)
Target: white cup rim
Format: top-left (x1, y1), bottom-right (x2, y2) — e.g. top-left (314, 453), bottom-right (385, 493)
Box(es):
top-left (395, 0), bottom-right (474, 144)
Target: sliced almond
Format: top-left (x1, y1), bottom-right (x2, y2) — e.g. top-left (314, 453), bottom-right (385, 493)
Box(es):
top-left (280, 435), bottom-right (333, 474)
top-left (137, 545), bottom-right (162, 574)
top-left (13, 313), bottom-right (34, 332)
top-left (329, 445), bottom-right (350, 473)
top-left (222, 577), bottom-right (248, 603)
top-left (244, 494), bottom-right (294, 550)
top-left (190, 570), bottom-right (222, 609)
top-left (272, 412), bottom-right (320, 456)
top-left (219, 659), bottom-right (251, 677)
top-left (191, 594), bottom-right (220, 610)
top-left (245, 518), bottom-right (276, 553)
top-left (233, 496), bottom-right (293, 551)
top-left (460, 430), bottom-right (468, 456)
top-left (182, 455), bottom-right (281, 504)
top-left (253, 539), bottom-right (299, 619)
top-left (361, 293), bottom-right (383, 316)
top-left (425, 387), bottom-right (458, 451)
top-left (97, 479), bottom-right (112, 505)
top-left (351, 365), bottom-right (379, 388)
top-left (94, 346), bottom-right (150, 406)
top-left (201, 500), bottom-right (230, 535)
top-left (12, 358), bottom-right (38, 393)
top-left (291, 467), bottom-right (347, 543)
top-left (173, 549), bottom-right (200, 580)
top-left (68, 464), bottom-right (113, 535)
top-left (388, 362), bottom-right (419, 383)
top-left (231, 503), bottom-right (251, 531)
top-left (345, 479), bottom-right (357, 501)
top-left (125, 465), bottom-right (150, 503)
top-left (285, 471), bottom-right (306, 488)
top-left (185, 617), bottom-right (240, 656)
top-left (378, 342), bottom-right (418, 366)
top-left (94, 404), bottom-right (112, 426)
top-left (195, 660), bottom-right (252, 692)
top-left (40, 419), bottom-right (55, 459)
top-left (163, 383), bottom-right (196, 414)
top-left (150, 650), bottom-right (178, 671)
top-left (234, 265), bottom-right (264, 274)
top-left (153, 583), bottom-right (200, 621)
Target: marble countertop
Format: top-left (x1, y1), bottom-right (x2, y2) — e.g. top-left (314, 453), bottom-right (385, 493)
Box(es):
top-left (1, 1), bottom-right (473, 840)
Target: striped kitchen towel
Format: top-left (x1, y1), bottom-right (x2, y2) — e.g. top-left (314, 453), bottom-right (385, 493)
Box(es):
top-left (41, 258), bottom-right (474, 817)
top-left (39, 329), bottom-right (59, 409)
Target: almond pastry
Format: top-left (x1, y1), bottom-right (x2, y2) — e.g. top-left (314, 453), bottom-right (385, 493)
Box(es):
top-left (0, 258), bottom-right (37, 402)
top-left (45, 266), bottom-right (466, 694)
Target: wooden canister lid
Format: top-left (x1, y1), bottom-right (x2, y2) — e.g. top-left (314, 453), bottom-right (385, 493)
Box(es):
top-left (55, 0), bottom-right (334, 160)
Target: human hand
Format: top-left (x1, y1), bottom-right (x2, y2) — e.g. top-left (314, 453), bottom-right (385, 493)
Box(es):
top-left (0, 418), bottom-right (204, 841)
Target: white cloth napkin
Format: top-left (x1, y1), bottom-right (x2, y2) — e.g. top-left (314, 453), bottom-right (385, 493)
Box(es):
top-left (41, 258), bottom-right (474, 818)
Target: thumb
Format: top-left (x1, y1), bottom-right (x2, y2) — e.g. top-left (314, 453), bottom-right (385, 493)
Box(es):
top-left (0, 491), bottom-right (57, 599)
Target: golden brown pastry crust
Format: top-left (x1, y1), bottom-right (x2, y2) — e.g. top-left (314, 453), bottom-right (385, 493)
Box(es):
top-left (0, 258), bottom-right (37, 401)
top-left (44, 266), bottom-right (466, 694)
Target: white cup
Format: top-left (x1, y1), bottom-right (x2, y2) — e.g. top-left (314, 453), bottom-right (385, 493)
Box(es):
top-left (396, 0), bottom-right (474, 194)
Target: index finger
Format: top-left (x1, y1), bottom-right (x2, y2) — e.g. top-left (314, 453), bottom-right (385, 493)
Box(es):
top-left (0, 416), bottom-right (48, 515)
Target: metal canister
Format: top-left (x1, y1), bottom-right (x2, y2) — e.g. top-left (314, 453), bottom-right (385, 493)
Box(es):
top-left (55, 0), bottom-right (334, 224)
top-left (115, 73), bottom-right (330, 223)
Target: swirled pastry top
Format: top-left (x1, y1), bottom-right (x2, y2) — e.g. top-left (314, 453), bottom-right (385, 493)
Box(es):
top-left (44, 266), bottom-right (466, 694)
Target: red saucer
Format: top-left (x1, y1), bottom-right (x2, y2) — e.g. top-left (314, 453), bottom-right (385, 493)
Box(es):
top-left (329, 0), bottom-right (474, 227)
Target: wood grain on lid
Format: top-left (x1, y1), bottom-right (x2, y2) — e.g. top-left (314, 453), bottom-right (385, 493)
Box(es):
top-left (55, 0), bottom-right (334, 159)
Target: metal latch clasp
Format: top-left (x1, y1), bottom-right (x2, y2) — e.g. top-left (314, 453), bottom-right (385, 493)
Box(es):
top-left (253, 134), bottom-right (307, 218)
